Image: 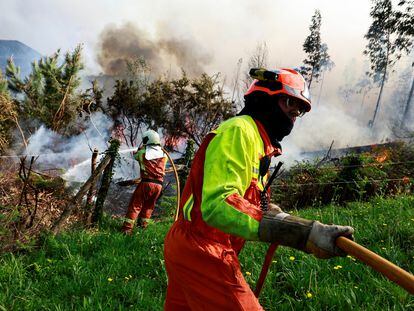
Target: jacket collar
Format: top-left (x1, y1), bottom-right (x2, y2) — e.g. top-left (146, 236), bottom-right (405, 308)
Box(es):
top-left (253, 119), bottom-right (282, 157)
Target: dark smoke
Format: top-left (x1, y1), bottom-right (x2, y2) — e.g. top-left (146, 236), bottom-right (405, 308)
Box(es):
top-left (96, 22), bottom-right (212, 77)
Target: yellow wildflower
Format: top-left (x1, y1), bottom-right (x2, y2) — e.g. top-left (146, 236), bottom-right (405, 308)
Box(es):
top-left (245, 271), bottom-right (251, 276)
top-left (289, 256), bottom-right (295, 261)
top-left (306, 292), bottom-right (313, 299)
top-left (333, 265), bottom-right (343, 270)
top-left (107, 278), bottom-right (113, 282)
top-left (272, 260), bottom-right (277, 264)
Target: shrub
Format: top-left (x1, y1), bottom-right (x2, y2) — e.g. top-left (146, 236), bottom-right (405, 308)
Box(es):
top-left (271, 142), bottom-right (413, 210)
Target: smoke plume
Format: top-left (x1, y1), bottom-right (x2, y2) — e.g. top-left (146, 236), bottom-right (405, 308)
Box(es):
top-left (96, 22), bottom-right (212, 77)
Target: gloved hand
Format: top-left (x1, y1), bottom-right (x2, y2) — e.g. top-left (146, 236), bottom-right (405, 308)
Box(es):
top-left (266, 203), bottom-right (283, 216)
top-left (305, 221), bottom-right (354, 259)
top-left (258, 207), bottom-right (354, 259)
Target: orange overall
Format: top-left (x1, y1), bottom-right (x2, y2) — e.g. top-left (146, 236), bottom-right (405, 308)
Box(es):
top-left (164, 116), bottom-right (281, 310)
top-left (122, 147), bottom-right (166, 232)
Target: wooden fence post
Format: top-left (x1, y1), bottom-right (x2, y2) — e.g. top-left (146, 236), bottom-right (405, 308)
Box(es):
top-left (50, 153), bottom-right (112, 235)
top-left (91, 139), bottom-right (120, 225)
top-left (85, 148), bottom-right (99, 225)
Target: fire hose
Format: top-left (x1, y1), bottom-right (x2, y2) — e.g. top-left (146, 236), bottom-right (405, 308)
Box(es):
top-left (255, 233), bottom-right (414, 297)
top-left (161, 147), bottom-right (181, 221)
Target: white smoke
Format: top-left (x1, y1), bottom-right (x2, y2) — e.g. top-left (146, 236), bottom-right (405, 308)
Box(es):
top-left (19, 112), bottom-right (140, 183)
top-left (278, 98), bottom-right (394, 167)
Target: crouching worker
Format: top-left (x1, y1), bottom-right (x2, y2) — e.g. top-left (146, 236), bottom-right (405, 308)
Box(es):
top-left (121, 130), bottom-right (167, 234)
top-left (163, 68), bottom-right (354, 310)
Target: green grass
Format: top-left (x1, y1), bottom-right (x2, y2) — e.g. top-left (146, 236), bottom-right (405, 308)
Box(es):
top-left (0, 196), bottom-right (413, 310)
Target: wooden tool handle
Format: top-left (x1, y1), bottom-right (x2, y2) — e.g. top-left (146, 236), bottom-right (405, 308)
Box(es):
top-left (336, 237), bottom-right (414, 295)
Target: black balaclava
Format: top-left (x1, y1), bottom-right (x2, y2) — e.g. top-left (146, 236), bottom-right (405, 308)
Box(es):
top-left (238, 93), bottom-right (293, 146)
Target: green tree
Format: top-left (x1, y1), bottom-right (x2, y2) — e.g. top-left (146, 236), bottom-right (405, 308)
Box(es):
top-left (363, 0), bottom-right (405, 128)
top-left (6, 45), bottom-right (84, 134)
top-left (395, 0), bottom-right (414, 127)
top-left (302, 10), bottom-right (332, 88)
top-left (0, 69), bottom-right (15, 152)
top-left (144, 72), bottom-right (236, 148)
top-left (106, 79), bottom-right (149, 147)
top-left (104, 57), bottom-right (155, 147)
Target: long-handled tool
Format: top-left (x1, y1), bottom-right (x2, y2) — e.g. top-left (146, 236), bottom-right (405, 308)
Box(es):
top-left (255, 236), bottom-right (414, 297)
top-left (336, 237), bottom-right (414, 295)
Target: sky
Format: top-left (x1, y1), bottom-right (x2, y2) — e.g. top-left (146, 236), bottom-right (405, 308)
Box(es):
top-left (0, 0), bottom-right (371, 79)
top-left (1, 0), bottom-right (412, 164)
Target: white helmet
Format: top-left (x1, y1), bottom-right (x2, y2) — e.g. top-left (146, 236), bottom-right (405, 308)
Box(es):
top-left (142, 129), bottom-right (161, 145)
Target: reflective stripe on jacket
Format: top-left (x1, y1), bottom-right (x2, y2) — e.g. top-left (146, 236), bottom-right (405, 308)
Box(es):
top-left (179, 115), bottom-right (281, 249)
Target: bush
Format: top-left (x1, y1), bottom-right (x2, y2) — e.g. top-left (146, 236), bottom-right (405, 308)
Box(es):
top-left (272, 142), bottom-right (414, 210)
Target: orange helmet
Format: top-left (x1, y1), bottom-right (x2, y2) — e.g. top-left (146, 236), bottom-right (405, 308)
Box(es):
top-left (244, 68), bottom-right (311, 112)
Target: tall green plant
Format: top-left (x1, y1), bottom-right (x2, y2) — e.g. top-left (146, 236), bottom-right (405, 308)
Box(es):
top-left (363, 0), bottom-right (411, 127)
top-left (302, 10), bottom-right (332, 88)
top-left (6, 45), bottom-right (84, 134)
top-left (144, 72), bottom-right (235, 147)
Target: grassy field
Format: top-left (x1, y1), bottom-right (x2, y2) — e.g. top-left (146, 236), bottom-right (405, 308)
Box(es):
top-left (0, 195), bottom-right (413, 310)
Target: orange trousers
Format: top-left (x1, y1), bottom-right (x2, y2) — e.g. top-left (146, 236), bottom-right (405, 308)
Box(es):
top-left (164, 220), bottom-right (263, 311)
top-left (123, 182), bottom-right (162, 230)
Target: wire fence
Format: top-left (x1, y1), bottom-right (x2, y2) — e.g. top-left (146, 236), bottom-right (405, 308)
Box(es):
top-left (1, 152), bottom-right (413, 187)
top-left (275, 177), bottom-right (411, 187)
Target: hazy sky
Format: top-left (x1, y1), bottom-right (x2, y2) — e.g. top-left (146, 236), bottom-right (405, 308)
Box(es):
top-left (0, 0), bottom-right (371, 79)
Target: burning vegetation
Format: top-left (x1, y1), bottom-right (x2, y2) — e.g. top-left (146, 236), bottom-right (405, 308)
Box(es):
top-left (272, 142), bottom-right (414, 210)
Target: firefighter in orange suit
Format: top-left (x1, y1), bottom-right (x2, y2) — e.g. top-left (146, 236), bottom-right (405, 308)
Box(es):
top-left (121, 130), bottom-right (166, 234)
top-left (163, 68), bottom-right (354, 310)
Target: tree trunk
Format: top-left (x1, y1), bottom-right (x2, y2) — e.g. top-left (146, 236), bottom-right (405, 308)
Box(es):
top-left (401, 75), bottom-right (414, 128)
top-left (308, 67), bottom-right (314, 89)
top-left (370, 66), bottom-right (387, 128)
top-left (316, 71), bottom-right (325, 105)
top-left (50, 154), bottom-right (112, 235)
top-left (91, 139), bottom-right (120, 225)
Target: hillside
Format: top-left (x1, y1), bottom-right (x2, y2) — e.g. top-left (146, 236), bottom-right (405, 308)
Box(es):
top-left (0, 40), bottom-right (42, 77)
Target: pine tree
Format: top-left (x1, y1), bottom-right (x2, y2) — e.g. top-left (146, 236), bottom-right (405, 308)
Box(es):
top-left (0, 69), bottom-right (14, 151)
top-left (302, 10), bottom-right (332, 88)
top-left (6, 45), bottom-right (84, 134)
top-left (0, 69), bottom-right (27, 151)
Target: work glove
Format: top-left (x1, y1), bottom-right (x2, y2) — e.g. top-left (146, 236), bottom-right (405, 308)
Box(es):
top-left (305, 221), bottom-right (354, 259)
top-left (266, 203), bottom-right (283, 216)
top-left (258, 206), bottom-right (354, 259)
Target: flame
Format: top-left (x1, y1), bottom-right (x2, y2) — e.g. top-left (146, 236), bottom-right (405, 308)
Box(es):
top-left (375, 149), bottom-right (389, 163)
